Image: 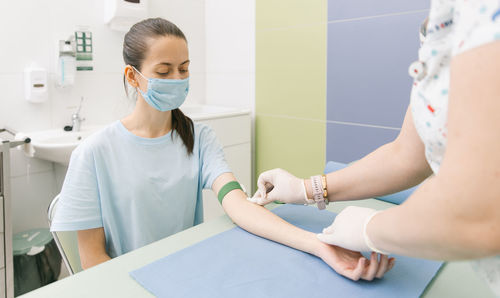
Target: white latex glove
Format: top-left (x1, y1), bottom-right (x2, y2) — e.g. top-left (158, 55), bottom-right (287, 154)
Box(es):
top-left (316, 206), bottom-right (388, 254)
top-left (247, 168), bottom-right (313, 205)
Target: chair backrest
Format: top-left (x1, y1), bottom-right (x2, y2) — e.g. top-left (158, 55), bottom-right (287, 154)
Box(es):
top-left (47, 194), bottom-right (83, 275)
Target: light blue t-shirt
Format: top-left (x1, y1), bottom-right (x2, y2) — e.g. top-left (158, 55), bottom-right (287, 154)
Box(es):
top-left (50, 120), bottom-right (231, 258)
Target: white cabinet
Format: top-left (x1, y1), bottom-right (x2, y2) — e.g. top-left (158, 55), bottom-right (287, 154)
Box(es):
top-left (191, 111), bottom-right (252, 222)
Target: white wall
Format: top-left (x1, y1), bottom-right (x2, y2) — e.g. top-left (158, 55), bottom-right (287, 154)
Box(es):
top-left (205, 0), bottom-right (256, 192)
top-left (0, 0), bottom-right (206, 234)
top-left (205, 0), bottom-right (255, 109)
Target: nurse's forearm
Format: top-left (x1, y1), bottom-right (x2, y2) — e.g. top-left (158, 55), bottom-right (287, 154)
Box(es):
top-left (305, 142), bottom-right (428, 202)
top-left (307, 107), bottom-right (432, 202)
top-left (368, 176), bottom-right (500, 260)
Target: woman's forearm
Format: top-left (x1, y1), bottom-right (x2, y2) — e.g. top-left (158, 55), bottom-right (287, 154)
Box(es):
top-left (222, 190), bottom-right (322, 256)
top-left (213, 173), bottom-right (323, 255)
top-left (214, 173), bottom-right (394, 281)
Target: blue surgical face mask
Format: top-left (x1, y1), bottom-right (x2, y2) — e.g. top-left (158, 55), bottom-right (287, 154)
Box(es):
top-left (133, 67), bottom-right (189, 112)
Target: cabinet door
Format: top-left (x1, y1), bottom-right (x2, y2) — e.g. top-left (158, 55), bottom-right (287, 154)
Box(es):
top-left (0, 233), bottom-right (3, 268)
top-left (0, 268), bottom-right (5, 298)
top-left (201, 190), bottom-right (224, 222)
top-left (0, 196), bottom-right (4, 269)
top-left (223, 144), bottom-right (251, 191)
top-left (198, 115), bottom-right (251, 148)
top-left (0, 196), bottom-right (3, 232)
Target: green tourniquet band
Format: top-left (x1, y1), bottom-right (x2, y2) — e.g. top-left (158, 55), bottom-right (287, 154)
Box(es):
top-left (218, 181), bottom-right (243, 204)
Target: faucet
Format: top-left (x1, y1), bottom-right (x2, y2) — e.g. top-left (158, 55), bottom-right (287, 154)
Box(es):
top-left (71, 97), bottom-right (85, 132)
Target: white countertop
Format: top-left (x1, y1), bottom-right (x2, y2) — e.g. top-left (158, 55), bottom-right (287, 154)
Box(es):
top-left (181, 104), bottom-right (251, 121)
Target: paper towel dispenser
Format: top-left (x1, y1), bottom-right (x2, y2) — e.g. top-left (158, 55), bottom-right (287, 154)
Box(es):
top-left (104, 0), bottom-right (149, 32)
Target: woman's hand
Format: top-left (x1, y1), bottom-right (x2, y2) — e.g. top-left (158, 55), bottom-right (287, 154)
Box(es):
top-left (248, 168), bottom-right (312, 205)
top-left (316, 242), bottom-right (395, 281)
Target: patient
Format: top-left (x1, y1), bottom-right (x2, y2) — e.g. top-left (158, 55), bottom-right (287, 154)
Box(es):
top-left (50, 17), bottom-right (393, 281)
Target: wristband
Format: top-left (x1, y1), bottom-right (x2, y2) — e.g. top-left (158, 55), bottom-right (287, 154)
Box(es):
top-left (363, 211), bottom-right (389, 255)
top-left (302, 179), bottom-right (315, 205)
top-left (218, 181), bottom-right (243, 204)
top-left (310, 175), bottom-right (326, 210)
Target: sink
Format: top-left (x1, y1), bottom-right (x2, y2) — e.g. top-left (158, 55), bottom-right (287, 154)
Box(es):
top-left (26, 126), bottom-right (104, 166)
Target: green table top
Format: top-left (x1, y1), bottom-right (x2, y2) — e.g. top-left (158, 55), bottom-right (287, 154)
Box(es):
top-left (21, 199), bottom-right (495, 298)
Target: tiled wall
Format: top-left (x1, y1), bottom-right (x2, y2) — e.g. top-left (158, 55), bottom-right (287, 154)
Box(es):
top-left (255, 0), bottom-right (327, 180)
top-left (0, 0), bottom-right (206, 234)
top-left (205, 0), bottom-right (255, 109)
top-left (326, 1), bottom-right (429, 163)
top-left (205, 0), bottom-right (256, 191)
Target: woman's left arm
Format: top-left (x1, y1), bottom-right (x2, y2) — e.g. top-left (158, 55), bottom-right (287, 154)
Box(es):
top-left (212, 172), bottom-right (394, 281)
top-left (367, 40), bottom-right (500, 260)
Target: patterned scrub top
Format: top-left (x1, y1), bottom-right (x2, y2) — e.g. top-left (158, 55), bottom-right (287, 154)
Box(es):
top-left (409, 0), bottom-right (500, 294)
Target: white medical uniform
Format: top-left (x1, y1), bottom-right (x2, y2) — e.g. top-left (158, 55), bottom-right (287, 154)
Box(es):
top-left (410, 0), bottom-right (500, 294)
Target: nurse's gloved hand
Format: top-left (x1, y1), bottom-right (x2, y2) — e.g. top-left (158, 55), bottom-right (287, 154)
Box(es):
top-left (247, 168), bottom-right (311, 205)
top-left (317, 206), bottom-right (395, 281)
top-left (317, 206), bottom-right (388, 254)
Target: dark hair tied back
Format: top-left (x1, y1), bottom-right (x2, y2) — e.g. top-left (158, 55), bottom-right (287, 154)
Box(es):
top-left (122, 18), bottom-right (194, 154)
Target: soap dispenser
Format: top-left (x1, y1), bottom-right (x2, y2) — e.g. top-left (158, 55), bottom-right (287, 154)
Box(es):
top-left (24, 66), bottom-right (48, 103)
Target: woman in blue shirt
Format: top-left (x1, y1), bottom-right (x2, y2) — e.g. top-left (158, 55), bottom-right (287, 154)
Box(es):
top-left (51, 18), bottom-right (392, 281)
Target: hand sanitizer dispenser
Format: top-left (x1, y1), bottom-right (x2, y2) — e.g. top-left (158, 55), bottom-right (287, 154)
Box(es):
top-left (56, 39), bottom-right (77, 88)
top-left (24, 66), bottom-right (48, 103)
top-left (104, 0), bottom-right (149, 32)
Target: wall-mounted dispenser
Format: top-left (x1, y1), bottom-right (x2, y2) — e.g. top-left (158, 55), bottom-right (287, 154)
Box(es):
top-left (56, 39), bottom-right (76, 88)
top-left (24, 66), bottom-right (48, 103)
top-left (104, 0), bottom-right (148, 32)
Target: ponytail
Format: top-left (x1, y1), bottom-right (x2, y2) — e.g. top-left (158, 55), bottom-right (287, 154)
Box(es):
top-left (171, 108), bottom-right (194, 154)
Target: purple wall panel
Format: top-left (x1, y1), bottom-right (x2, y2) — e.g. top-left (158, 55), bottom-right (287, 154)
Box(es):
top-left (326, 0), bottom-right (429, 163)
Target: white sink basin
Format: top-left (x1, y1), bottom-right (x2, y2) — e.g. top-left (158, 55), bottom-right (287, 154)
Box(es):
top-left (26, 126), bottom-right (103, 165)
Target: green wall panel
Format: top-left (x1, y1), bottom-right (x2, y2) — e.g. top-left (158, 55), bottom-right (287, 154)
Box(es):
top-left (256, 0), bottom-right (327, 182)
top-left (256, 115), bottom-right (326, 179)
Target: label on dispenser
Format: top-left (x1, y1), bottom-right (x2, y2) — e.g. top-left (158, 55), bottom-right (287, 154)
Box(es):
top-left (75, 30), bottom-right (94, 71)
